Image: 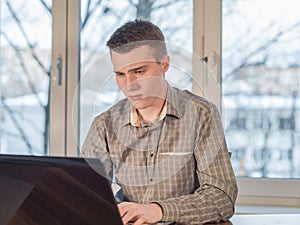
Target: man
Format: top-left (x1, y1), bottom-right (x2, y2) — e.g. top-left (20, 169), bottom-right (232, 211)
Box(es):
top-left (81, 19), bottom-right (238, 225)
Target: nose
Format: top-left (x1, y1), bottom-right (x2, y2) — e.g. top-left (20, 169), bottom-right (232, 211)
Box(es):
top-left (126, 74), bottom-right (136, 84)
top-left (125, 74), bottom-right (139, 90)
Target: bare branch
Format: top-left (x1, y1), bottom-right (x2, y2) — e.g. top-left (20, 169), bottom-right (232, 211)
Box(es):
top-left (6, 1), bottom-right (34, 48)
top-left (152, 0), bottom-right (176, 10)
top-left (1, 97), bottom-right (34, 154)
top-left (39, 0), bottom-right (52, 15)
top-left (1, 31), bottom-right (45, 107)
top-left (224, 21), bottom-right (300, 82)
top-left (128, 0), bottom-right (137, 7)
top-left (81, 6), bottom-right (131, 63)
top-left (82, 0), bottom-right (103, 30)
top-left (82, 0), bottom-right (92, 29)
top-left (5, 0), bottom-right (51, 77)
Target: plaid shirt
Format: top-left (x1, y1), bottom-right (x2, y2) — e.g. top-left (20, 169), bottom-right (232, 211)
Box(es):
top-left (81, 85), bottom-right (238, 225)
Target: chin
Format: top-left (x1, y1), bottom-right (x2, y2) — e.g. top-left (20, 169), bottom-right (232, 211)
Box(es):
top-left (131, 100), bottom-right (148, 109)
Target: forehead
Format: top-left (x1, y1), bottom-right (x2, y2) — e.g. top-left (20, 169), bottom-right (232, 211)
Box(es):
top-left (111, 45), bottom-right (156, 71)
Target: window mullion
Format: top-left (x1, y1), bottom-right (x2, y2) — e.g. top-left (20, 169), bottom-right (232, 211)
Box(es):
top-left (65, 0), bottom-right (80, 157)
top-left (49, 0), bottom-right (68, 156)
top-left (193, 0), bottom-right (221, 111)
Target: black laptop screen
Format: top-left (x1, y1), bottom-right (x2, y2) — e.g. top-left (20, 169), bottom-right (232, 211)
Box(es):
top-left (0, 154), bottom-right (122, 225)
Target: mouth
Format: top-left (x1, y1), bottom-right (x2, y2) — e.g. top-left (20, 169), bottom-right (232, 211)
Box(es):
top-left (128, 94), bottom-right (143, 101)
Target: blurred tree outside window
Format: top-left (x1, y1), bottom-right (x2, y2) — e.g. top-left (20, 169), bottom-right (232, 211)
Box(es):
top-left (0, 0), bottom-right (52, 155)
top-left (222, 0), bottom-right (300, 178)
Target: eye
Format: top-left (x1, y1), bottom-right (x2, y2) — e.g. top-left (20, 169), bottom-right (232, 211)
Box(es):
top-left (134, 69), bottom-right (145, 75)
top-left (115, 72), bottom-right (125, 77)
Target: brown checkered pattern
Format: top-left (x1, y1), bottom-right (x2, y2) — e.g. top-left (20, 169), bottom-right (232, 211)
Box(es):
top-left (81, 85), bottom-right (238, 225)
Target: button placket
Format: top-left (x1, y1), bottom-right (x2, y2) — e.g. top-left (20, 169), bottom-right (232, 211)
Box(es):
top-left (147, 126), bottom-right (154, 183)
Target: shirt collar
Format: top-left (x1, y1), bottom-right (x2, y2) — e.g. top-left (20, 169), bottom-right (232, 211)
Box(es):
top-left (165, 84), bottom-right (182, 119)
top-left (130, 99), bottom-right (168, 127)
top-left (127, 83), bottom-right (182, 127)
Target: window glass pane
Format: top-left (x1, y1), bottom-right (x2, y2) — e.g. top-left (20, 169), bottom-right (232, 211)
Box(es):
top-left (80, 0), bottom-right (193, 147)
top-left (0, 0), bottom-right (52, 155)
top-left (222, 0), bottom-right (300, 178)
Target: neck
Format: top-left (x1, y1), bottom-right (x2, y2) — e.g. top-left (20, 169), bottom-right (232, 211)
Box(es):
top-left (137, 84), bottom-right (168, 124)
top-left (138, 99), bottom-right (166, 124)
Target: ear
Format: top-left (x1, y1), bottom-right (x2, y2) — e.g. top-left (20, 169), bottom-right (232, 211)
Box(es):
top-left (160, 55), bottom-right (170, 73)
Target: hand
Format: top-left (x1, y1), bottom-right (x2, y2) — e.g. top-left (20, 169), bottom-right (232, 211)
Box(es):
top-left (118, 202), bottom-right (163, 225)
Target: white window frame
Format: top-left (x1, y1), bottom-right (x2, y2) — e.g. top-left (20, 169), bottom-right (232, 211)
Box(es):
top-left (195, 0), bottom-right (300, 208)
top-left (50, 0), bottom-right (80, 156)
top-left (50, 0), bottom-right (67, 156)
top-left (193, 0), bottom-right (221, 111)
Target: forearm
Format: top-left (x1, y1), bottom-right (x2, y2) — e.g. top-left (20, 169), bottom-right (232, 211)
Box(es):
top-left (154, 184), bottom-right (236, 225)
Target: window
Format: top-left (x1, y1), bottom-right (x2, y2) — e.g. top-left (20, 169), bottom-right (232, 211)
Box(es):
top-left (0, 0), bottom-right (79, 156)
top-left (222, 0), bottom-right (300, 179)
top-left (221, 0), bottom-right (300, 206)
top-left (0, 0), bottom-right (52, 155)
top-left (2, 0), bottom-right (299, 207)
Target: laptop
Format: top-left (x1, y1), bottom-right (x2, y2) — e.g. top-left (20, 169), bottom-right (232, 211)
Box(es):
top-left (0, 154), bottom-right (123, 225)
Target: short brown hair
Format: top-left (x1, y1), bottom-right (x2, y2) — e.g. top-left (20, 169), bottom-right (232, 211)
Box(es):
top-left (106, 19), bottom-right (167, 61)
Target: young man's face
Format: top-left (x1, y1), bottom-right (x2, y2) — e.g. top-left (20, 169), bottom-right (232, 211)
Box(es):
top-left (111, 45), bottom-right (169, 110)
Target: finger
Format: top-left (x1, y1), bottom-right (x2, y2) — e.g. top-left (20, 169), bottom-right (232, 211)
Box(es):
top-left (122, 210), bottom-right (137, 225)
top-left (118, 202), bottom-right (138, 224)
top-left (118, 202), bottom-right (130, 217)
top-left (132, 218), bottom-right (145, 225)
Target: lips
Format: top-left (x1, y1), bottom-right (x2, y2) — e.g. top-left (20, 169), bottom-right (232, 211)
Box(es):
top-left (128, 94), bottom-right (143, 101)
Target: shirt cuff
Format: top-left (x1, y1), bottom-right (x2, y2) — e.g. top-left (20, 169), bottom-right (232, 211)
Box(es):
top-left (152, 199), bottom-right (180, 222)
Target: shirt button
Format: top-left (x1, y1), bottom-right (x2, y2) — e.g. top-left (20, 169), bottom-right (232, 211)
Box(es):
top-left (150, 178), bottom-right (153, 182)
top-left (150, 152), bottom-right (154, 157)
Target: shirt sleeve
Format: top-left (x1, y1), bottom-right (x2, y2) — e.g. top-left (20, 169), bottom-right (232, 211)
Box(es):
top-left (80, 116), bottom-right (113, 182)
top-left (153, 103), bottom-right (238, 225)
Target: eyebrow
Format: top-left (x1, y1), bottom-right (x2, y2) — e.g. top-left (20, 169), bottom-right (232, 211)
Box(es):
top-left (115, 65), bottom-right (148, 74)
top-left (128, 65), bottom-right (148, 73)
